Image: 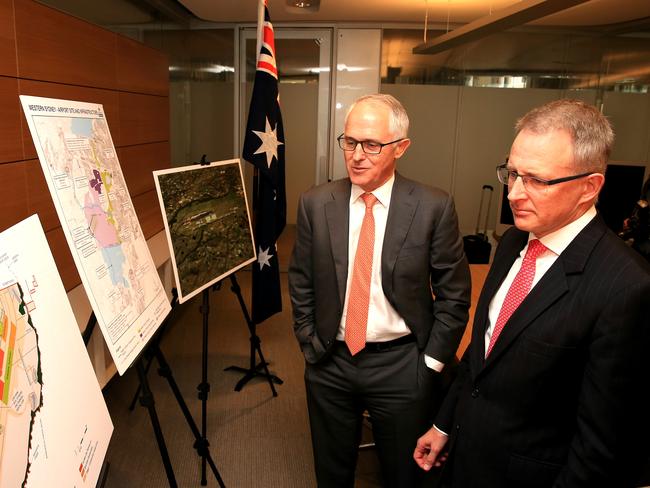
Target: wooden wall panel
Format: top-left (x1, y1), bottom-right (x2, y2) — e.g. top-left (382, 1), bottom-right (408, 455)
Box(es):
top-left (116, 36), bottom-right (168, 97)
top-left (44, 226), bottom-right (80, 290)
top-left (132, 189), bottom-right (164, 239)
top-left (19, 79), bottom-right (121, 158)
top-left (25, 158), bottom-right (59, 232)
top-left (6, 0), bottom-right (170, 291)
top-left (118, 141), bottom-right (170, 197)
top-left (0, 161), bottom-right (29, 232)
top-left (0, 0), bottom-right (17, 77)
top-left (118, 92), bottom-right (169, 146)
top-left (0, 77), bottom-right (24, 163)
top-left (14, 0), bottom-right (118, 90)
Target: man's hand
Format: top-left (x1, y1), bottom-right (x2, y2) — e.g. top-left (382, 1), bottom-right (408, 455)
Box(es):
top-left (413, 426), bottom-right (449, 471)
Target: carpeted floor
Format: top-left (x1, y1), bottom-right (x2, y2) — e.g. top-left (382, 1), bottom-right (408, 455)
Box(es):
top-left (97, 223), bottom-right (650, 487)
top-left (101, 268), bottom-right (382, 487)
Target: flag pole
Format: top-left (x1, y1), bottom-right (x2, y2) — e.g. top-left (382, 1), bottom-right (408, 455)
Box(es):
top-left (252, 0), bottom-right (264, 232)
top-left (224, 0), bottom-right (284, 395)
top-left (256, 0), bottom-right (265, 64)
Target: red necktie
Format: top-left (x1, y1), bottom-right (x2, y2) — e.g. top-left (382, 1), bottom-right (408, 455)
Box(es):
top-left (345, 193), bottom-right (378, 355)
top-left (486, 239), bottom-right (547, 357)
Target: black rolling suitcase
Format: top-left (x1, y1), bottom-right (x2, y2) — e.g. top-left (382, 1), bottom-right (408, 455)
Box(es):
top-left (463, 184), bottom-right (493, 264)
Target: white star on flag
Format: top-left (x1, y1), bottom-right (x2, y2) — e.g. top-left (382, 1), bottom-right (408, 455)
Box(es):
top-left (257, 246), bottom-right (273, 270)
top-left (252, 117), bottom-right (284, 168)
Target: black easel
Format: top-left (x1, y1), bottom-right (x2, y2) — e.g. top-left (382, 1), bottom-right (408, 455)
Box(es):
top-left (147, 322), bottom-right (225, 487)
top-left (89, 290), bottom-right (226, 487)
top-left (223, 273), bottom-right (282, 394)
top-left (82, 311), bottom-right (98, 346)
top-left (151, 290), bottom-right (225, 487)
top-left (85, 310), bottom-right (179, 486)
top-left (196, 285), bottom-right (215, 484)
top-left (135, 354), bottom-right (178, 486)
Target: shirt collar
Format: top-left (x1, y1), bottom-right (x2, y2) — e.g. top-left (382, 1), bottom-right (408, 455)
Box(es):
top-left (532, 205), bottom-right (597, 256)
top-left (351, 174), bottom-right (395, 208)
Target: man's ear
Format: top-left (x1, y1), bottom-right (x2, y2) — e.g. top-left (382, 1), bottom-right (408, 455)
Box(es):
top-left (581, 172), bottom-right (605, 204)
top-left (394, 138), bottom-right (411, 159)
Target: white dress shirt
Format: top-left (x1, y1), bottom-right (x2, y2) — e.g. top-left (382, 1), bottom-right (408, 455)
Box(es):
top-left (484, 206), bottom-right (598, 355)
top-left (338, 175), bottom-right (413, 343)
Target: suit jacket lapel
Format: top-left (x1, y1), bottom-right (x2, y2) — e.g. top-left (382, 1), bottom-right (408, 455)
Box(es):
top-left (477, 215), bottom-right (607, 375)
top-left (481, 264), bottom-right (569, 369)
top-left (325, 180), bottom-right (351, 307)
top-left (381, 173), bottom-right (418, 296)
top-left (470, 230), bottom-right (527, 374)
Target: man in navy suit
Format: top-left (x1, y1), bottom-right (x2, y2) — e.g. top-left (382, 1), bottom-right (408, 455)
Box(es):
top-left (289, 94), bottom-right (471, 487)
top-left (414, 99), bottom-right (650, 487)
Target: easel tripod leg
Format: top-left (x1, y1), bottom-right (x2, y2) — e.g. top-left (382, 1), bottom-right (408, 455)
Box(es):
top-left (152, 344), bottom-right (226, 488)
top-left (136, 358), bottom-right (178, 488)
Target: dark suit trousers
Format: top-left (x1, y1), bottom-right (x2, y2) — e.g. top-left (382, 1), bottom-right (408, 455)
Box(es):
top-left (305, 340), bottom-right (439, 488)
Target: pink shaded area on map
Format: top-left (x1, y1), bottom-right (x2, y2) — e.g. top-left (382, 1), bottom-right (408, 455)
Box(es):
top-left (84, 192), bottom-right (119, 247)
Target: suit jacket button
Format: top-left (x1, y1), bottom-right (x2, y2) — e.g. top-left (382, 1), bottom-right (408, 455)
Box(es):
top-left (471, 388), bottom-right (479, 398)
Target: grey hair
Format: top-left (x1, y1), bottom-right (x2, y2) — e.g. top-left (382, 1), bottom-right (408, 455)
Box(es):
top-left (346, 94), bottom-right (410, 139)
top-left (515, 99), bottom-right (614, 173)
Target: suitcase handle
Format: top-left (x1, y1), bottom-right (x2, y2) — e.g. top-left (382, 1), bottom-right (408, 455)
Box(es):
top-left (475, 185), bottom-right (494, 236)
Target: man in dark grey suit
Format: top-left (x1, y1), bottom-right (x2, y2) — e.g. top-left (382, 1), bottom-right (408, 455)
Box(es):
top-left (414, 99), bottom-right (650, 487)
top-left (289, 94), bottom-right (471, 487)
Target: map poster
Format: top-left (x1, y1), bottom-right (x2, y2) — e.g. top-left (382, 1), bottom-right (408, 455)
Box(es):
top-left (153, 160), bottom-right (256, 303)
top-left (0, 214), bottom-right (113, 487)
top-left (19, 95), bottom-right (171, 375)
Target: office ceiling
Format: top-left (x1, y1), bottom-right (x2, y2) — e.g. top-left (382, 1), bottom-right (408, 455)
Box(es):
top-left (36, 0), bottom-right (650, 29)
top-left (177, 0), bottom-right (650, 27)
top-left (36, 0), bottom-right (650, 87)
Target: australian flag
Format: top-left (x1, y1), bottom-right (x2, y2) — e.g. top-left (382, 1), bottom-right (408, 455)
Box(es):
top-left (242, 0), bottom-right (286, 325)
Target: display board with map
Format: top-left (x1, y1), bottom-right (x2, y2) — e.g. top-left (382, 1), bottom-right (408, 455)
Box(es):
top-left (153, 160), bottom-right (256, 303)
top-left (19, 96), bottom-right (171, 375)
top-left (0, 215), bottom-right (113, 487)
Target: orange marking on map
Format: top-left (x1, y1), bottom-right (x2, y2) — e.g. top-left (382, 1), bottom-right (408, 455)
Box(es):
top-left (9, 322), bottom-right (16, 349)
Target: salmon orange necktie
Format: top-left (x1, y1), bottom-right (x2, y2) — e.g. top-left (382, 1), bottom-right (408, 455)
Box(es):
top-left (345, 193), bottom-right (378, 355)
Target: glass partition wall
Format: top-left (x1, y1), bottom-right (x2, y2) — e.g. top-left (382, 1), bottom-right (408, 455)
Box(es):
top-left (143, 29), bottom-right (235, 166)
top-left (381, 27), bottom-right (650, 93)
top-left (380, 27), bottom-right (650, 235)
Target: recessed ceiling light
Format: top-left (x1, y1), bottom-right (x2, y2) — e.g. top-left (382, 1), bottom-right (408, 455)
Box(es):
top-left (286, 0), bottom-right (320, 13)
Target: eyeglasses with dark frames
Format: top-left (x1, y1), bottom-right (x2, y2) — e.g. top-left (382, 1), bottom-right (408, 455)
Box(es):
top-left (496, 161), bottom-right (594, 193)
top-left (337, 134), bottom-right (405, 155)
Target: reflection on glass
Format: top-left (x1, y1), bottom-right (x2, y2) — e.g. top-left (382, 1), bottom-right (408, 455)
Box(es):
top-left (143, 29), bottom-right (236, 165)
top-left (382, 28), bottom-right (650, 92)
top-left (145, 29), bottom-right (235, 82)
top-left (245, 38), bottom-right (320, 84)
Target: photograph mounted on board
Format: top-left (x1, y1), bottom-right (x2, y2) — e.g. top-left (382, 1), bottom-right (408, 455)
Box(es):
top-left (153, 159), bottom-right (256, 303)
